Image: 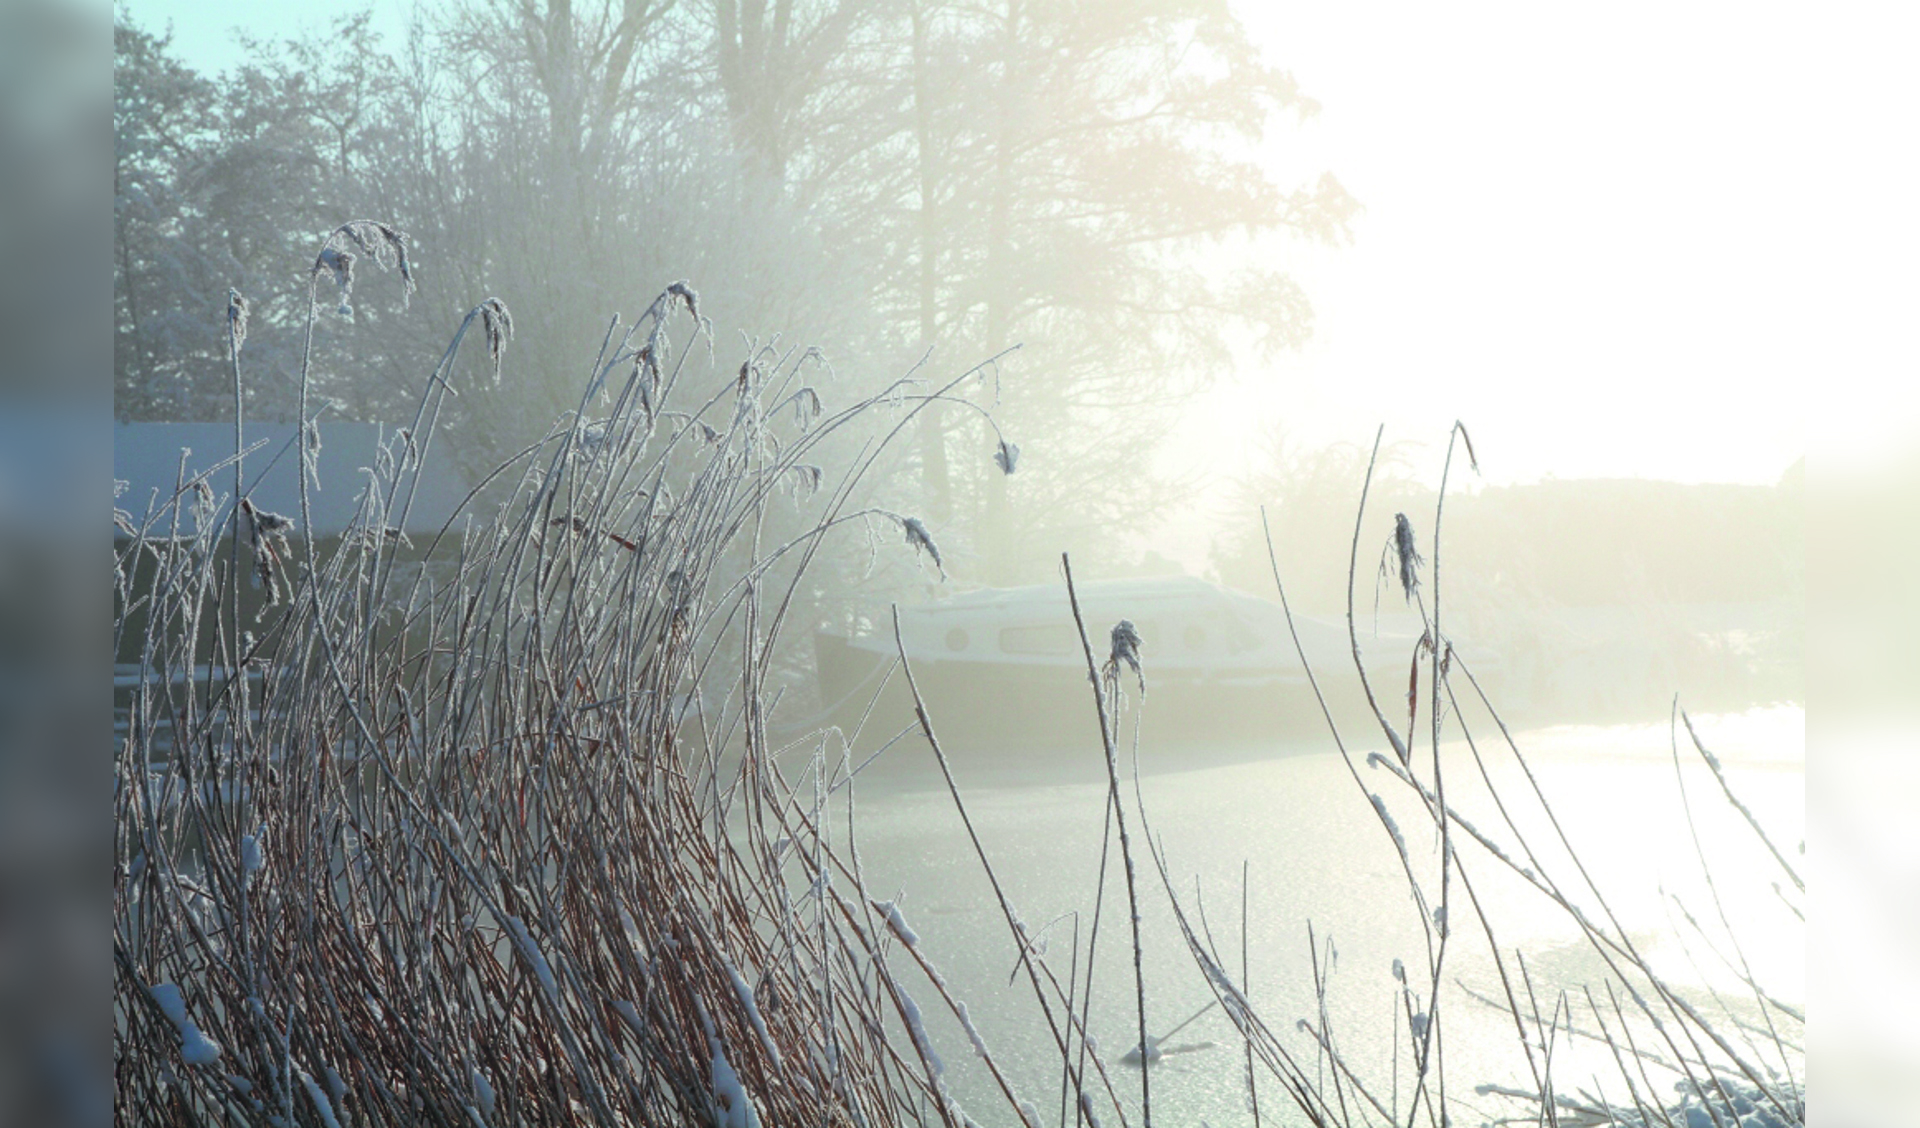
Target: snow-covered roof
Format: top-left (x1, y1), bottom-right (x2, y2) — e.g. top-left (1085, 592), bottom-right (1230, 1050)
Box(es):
top-left (899, 576), bottom-right (1307, 629)
top-left (114, 421), bottom-right (473, 537)
top-left (916, 574), bottom-right (1221, 614)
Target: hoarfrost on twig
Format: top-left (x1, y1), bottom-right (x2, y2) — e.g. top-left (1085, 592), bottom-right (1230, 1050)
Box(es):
top-left (725, 960), bottom-right (781, 1068)
top-left (901, 516), bottom-right (944, 578)
top-left (240, 826), bottom-right (264, 881)
top-left (471, 1067), bottom-right (496, 1122)
top-left (710, 1046), bottom-right (761, 1128)
top-left (149, 983), bottom-right (222, 1066)
top-left (1369, 794), bottom-right (1407, 855)
top-left (502, 915), bottom-right (558, 1004)
top-left (874, 899), bottom-right (919, 947)
top-left (298, 1065), bottom-right (345, 1128)
top-left (895, 984), bottom-right (945, 1082)
top-left (304, 418), bottom-right (324, 491)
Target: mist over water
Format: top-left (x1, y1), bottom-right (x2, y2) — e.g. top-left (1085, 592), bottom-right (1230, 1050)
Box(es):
top-left (831, 705), bottom-right (1803, 1126)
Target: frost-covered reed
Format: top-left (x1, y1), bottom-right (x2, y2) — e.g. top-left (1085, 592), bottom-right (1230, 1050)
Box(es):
top-left (1123, 424), bottom-right (1805, 1128)
top-left (116, 227), bottom-right (1799, 1128)
top-left (112, 228), bottom-right (1054, 1126)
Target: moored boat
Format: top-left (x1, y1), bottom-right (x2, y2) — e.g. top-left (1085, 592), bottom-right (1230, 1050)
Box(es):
top-left (812, 577), bottom-right (1458, 753)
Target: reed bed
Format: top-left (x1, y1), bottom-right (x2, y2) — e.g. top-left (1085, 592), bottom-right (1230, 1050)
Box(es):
top-left (113, 224), bottom-right (1053, 1127)
top-left (115, 224), bottom-right (1801, 1128)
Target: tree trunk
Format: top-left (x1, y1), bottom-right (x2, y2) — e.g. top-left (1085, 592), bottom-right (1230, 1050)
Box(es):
top-left (912, 3), bottom-right (951, 525)
top-left (980, 0), bottom-right (1020, 584)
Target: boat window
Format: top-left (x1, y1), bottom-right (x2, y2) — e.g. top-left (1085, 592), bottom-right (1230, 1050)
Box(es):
top-left (945, 627), bottom-right (969, 652)
top-left (999, 624), bottom-right (1078, 656)
top-left (1224, 619), bottom-right (1261, 654)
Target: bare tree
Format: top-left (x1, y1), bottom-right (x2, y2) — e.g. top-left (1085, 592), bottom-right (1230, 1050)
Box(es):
top-left (704, 0), bottom-right (1360, 580)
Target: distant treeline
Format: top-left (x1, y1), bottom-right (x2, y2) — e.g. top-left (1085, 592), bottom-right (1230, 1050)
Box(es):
top-left (1213, 455), bottom-right (1803, 718)
top-left (114, 2), bottom-right (1353, 583)
top-left (1218, 456), bottom-right (1801, 611)
top-left (1445, 466), bottom-right (1802, 608)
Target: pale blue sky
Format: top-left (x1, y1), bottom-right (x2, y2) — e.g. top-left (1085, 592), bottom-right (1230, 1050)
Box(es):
top-left (119, 0), bottom-right (412, 74)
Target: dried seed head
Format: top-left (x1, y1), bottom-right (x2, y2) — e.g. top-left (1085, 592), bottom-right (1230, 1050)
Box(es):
top-left (900, 516), bottom-right (944, 577)
top-left (326, 221), bottom-right (416, 312)
top-left (374, 222), bottom-right (415, 303)
top-left (340, 221), bottom-right (378, 257)
top-left (247, 504), bottom-right (295, 537)
top-left (479, 298), bottom-right (513, 383)
top-left (666, 280), bottom-right (699, 322)
top-left (1105, 619), bottom-right (1143, 685)
top-left (239, 499), bottom-right (296, 606)
top-left (1392, 512), bottom-right (1423, 602)
top-left (994, 439), bottom-right (1020, 476)
top-left (794, 386), bottom-right (822, 428)
top-left (663, 568), bottom-right (698, 636)
top-left (789, 464), bottom-right (822, 496)
top-left (631, 342), bottom-right (663, 421)
top-left (342, 221), bottom-right (411, 276)
top-left (315, 247), bottom-right (357, 316)
top-left (575, 418), bottom-right (615, 454)
top-left (226, 289), bottom-right (249, 351)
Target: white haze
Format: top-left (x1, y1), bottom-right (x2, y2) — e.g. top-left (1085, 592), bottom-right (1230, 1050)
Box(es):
top-left (114, 0), bottom-right (1917, 1121)
top-left (1150, 0), bottom-right (1907, 571)
top-left (143, 1), bottom-right (1902, 508)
